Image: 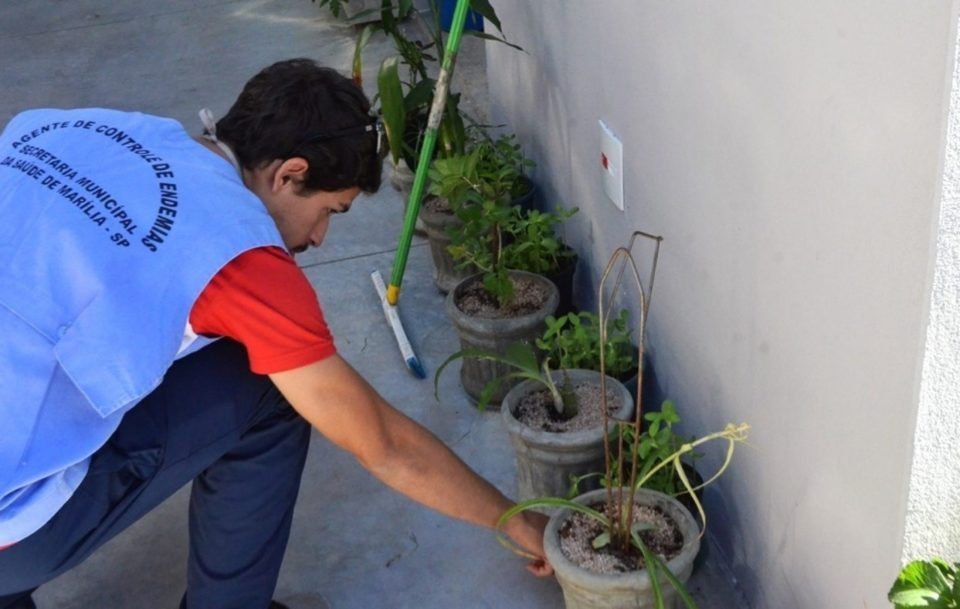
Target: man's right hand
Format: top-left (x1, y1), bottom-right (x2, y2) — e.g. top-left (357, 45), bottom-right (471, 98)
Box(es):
top-left (502, 510), bottom-right (554, 576)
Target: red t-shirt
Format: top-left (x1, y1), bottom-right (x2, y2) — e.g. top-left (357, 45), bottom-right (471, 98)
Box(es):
top-left (189, 246), bottom-right (337, 373)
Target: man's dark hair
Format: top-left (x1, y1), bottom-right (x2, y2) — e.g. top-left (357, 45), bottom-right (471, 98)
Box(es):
top-left (216, 58), bottom-right (382, 194)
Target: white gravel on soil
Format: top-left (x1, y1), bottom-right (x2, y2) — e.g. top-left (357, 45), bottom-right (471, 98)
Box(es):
top-left (515, 381), bottom-right (622, 432)
top-left (559, 502), bottom-right (682, 574)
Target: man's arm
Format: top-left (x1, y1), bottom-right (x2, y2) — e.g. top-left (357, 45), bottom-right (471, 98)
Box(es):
top-left (269, 354), bottom-right (552, 575)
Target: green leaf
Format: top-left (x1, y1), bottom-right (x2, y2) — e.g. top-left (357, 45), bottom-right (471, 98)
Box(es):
top-left (634, 535), bottom-right (699, 609)
top-left (662, 400), bottom-right (680, 423)
top-left (592, 532), bottom-right (610, 550)
top-left (434, 347), bottom-right (505, 399)
top-left (634, 538), bottom-right (665, 608)
top-left (888, 588), bottom-right (946, 608)
top-left (497, 497), bottom-right (607, 531)
top-left (476, 377), bottom-right (502, 411)
top-left (463, 30), bottom-right (524, 52)
top-left (631, 522), bottom-right (655, 535)
top-left (380, 0), bottom-right (397, 31)
top-left (468, 0), bottom-right (501, 30)
top-left (352, 25), bottom-right (374, 85)
top-left (502, 342), bottom-right (540, 374)
top-left (377, 56), bottom-right (406, 165)
top-left (404, 78), bottom-right (437, 112)
top-left (889, 560), bottom-right (957, 608)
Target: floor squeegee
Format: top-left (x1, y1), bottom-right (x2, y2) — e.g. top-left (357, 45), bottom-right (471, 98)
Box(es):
top-left (374, 0), bottom-right (474, 379)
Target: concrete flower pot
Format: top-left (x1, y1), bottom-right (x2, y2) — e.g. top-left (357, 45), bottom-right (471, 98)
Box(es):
top-left (388, 157), bottom-right (415, 193)
top-left (420, 199), bottom-right (474, 293)
top-left (501, 370), bottom-right (633, 501)
top-left (390, 158), bottom-right (431, 238)
top-left (446, 271), bottom-right (558, 407)
top-left (544, 488), bottom-right (701, 609)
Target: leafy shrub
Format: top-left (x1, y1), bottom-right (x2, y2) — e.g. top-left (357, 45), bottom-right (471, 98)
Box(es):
top-left (889, 559), bottom-right (960, 608)
top-left (447, 204), bottom-right (576, 307)
top-left (536, 309), bottom-right (637, 380)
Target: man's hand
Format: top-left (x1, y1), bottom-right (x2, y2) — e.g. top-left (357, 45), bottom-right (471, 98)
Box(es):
top-left (502, 511), bottom-right (553, 576)
top-left (269, 355), bottom-right (553, 577)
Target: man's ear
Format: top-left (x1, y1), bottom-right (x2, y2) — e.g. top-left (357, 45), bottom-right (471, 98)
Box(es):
top-left (272, 157), bottom-right (310, 193)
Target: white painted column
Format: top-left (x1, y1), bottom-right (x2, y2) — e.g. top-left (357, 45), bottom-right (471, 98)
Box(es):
top-left (903, 15), bottom-right (960, 563)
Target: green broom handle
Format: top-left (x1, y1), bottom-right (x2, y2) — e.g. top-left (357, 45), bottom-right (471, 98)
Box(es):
top-left (387, 0), bottom-right (471, 305)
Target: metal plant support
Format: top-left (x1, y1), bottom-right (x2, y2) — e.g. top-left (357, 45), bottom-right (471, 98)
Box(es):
top-left (596, 230), bottom-right (663, 548)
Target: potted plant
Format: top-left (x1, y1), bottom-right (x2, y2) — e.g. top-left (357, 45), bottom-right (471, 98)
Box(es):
top-left (439, 191), bottom-right (581, 403)
top-left (443, 265), bottom-right (558, 405)
top-left (607, 401), bottom-right (707, 523)
top-left (445, 199), bottom-right (576, 303)
top-left (537, 309), bottom-right (638, 388)
top-left (350, 1), bottom-right (519, 191)
top-left (499, 206), bottom-right (578, 315)
top-left (495, 231), bottom-right (750, 609)
top-left (423, 130), bottom-right (537, 292)
top-left (435, 341), bottom-right (634, 501)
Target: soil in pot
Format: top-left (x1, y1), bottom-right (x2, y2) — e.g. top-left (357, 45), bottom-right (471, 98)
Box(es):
top-left (515, 381), bottom-right (623, 433)
top-left (559, 501), bottom-right (684, 575)
top-left (455, 274), bottom-right (549, 318)
top-left (422, 195), bottom-right (454, 215)
top-left (449, 272), bottom-right (558, 407)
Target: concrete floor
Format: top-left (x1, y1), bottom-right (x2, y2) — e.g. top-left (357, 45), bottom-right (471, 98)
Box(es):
top-left (1, 2), bottom-right (746, 607)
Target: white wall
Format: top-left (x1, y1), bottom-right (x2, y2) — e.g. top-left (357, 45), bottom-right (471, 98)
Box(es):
top-left (904, 17), bottom-right (960, 563)
top-left (486, 2), bottom-right (959, 607)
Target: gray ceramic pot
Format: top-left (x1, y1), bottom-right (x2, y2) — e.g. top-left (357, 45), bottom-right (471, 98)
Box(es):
top-left (501, 370), bottom-right (633, 501)
top-left (544, 488), bottom-right (701, 609)
top-left (391, 159), bottom-right (431, 238)
top-left (446, 271), bottom-right (558, 407)
top-left (388, 157), bottom-right (414, 192)
top-left (420, 199), bottom-right (473, 293)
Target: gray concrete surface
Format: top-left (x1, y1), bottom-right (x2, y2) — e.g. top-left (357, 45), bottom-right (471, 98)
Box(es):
top-left (2, 1), bottom-right (745, 607)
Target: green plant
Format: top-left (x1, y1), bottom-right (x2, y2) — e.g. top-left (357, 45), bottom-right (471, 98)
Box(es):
top-left (428, 130), bottom-right (534, 208)
top-left (536, 309), bottom-right (637, 380)
top-left (493, 231), bottom-right (750, 609)
top-left (614, 401), bottom-right (699, 499)
top-left (501, 207), bottom-right (577, 275)
top-left (889, 559), bottom-right (960, 608)
top-left (446, 198), bottom-right (515, 305)
top-left (351, 1), bottom-right (519, 169)
top-left (434, 342), bottom-right (578, 417)
top-left (446, 203), bottom-right (576, 307)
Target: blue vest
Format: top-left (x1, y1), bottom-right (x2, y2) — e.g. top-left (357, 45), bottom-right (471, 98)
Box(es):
top-left (0, 109), bottom-right (284, 543)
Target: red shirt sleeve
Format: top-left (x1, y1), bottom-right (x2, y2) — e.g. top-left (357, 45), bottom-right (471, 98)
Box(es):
top-left (189, 246), bottom-right (337, 374)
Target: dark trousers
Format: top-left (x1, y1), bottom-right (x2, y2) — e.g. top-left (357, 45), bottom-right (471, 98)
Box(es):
top-left (0, 340), bottom-right (312, 609)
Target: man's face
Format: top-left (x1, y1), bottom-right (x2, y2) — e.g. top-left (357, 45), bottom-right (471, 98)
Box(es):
top-left (246, 158), bottom-right (362, 254)
top-left (270, 186), bottom-right (361, 254)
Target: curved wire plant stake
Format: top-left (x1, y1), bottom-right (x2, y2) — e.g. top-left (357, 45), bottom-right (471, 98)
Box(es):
top-left (597, 230), bottom-right (662, 545)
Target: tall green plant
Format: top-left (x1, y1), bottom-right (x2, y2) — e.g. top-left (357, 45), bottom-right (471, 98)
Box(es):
top-left (351, 0), bottom-right (518, 168)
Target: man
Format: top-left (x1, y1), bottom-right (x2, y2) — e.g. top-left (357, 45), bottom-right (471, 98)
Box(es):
top-left (0, 58), bottom-right (549, 609)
